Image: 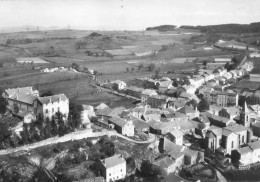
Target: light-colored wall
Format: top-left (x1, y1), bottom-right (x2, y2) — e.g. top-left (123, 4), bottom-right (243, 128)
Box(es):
top-left (41, 99), bottom-right (69, 119)
top-left (122, 123), bottom-right (134, 137)
top-left (226, 133), bottom-right (239, 155)
top-left (106, 163), bottom-right (126, 182)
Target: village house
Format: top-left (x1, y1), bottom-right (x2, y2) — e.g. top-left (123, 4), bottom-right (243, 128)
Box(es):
top-left (252, 122), bottom-right (260, 137)
top-left (147, 95), bottom-right (168, 108)
top-left (219, 107), bottom-right (240, 120)
top-left (141, 89), bottom-right (158, 104)
top-left (232, 140), bottom-right (260, 166)
top-left (222, 124), bottom-right (251, 155)
top-left (221, 129), bottom-right (239, 155)
top-left (3, 87), bottom-right (39, 113)
top-left (125, 86), bottom-right (144, 99)
top-left (153, 144), bottom-right (185, 174)
top-left (34, 94), bottom-right (69, 119)
top-left (162, 111), bottom-right (189, 123)
top-left (110, 80), bottom-right (127, 90)
top-left (124, 116), bottom-right (149, 134)
top-left (178, 105), bottom-right (199, 119)
top-left (167, 98), bottom-right (187, 111)
top-left (208, 104), bottom-right (223, 116)
top-left (181, 84), bottom-right (197, 94)
top-left (148, 119), bottom-right (180, 135)
top-left (81, 105), bottom-right (96, 124)
top-left (208, 115), bottom-right (235, 128)
top-left (205, 125), bottom-right (222, 152)
top-left (100, 155), bottom-right (126, 182)
top-left (165, 129), bottom-right (183, 146)
top-left (204, 91), bottom-right (238, 107)
top-left (158, 80), bottom-right (173, 94)
top-left (108, 117), bottom-right (134, 136)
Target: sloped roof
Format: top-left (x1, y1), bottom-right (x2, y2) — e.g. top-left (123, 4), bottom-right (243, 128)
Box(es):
top-left (108, 117), bottom-right (129, 127)
top-left (10, 92), bottom-right (37, 105)
top-left (224, 124), bottom-right (248, 133)
top-left (153, 155), bottom-right (175, 168)
top-left (125, 116), bottom-right (149, 129)
top-left (100, 155), bottom-right (126, 169)
top-left (126, 86), bottom-right (144, 93)
top-left (179, 120), bottom-right (199, 131)
top-left (96, 108), bottom-right (113, 116)
top-left (95, 103), bottom-right (109, 110)
top-left (179, 105), bottom-right (196, 114)
top-left (184, 148), bottom-right (198, 157)
top-left (236, 146), bottom-right (253, 155)
top-left (248, 140), bottom-right (260, 150)
top-left (169, 129), bottom-right (183, 138)
top-left (37, 94), bottom-right (68, 105)
top-left (167, 145), bottom-right (185, 159)
top-left (192, 116), bottom-right (210, 124)
top-left (109, 107), bottom-right (126, 117)
top-left (5, 86), bottom-right (34, 97)
top-left (208, 125), bottom-right (222, 136)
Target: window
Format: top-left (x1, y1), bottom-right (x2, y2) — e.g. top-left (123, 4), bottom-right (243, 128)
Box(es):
top-left (46, 109), bottom-right (48, 113)
top-left (109, 173), bottom-right (111, 176)
top-left (58, 107), bottom-right (60, 111)
top-left (242, 136), bottom-right (245, 143)
top-left (121, 169), bottom-right (122, 172)
top-left (52, 108), bottom-right (54, 113)
top-left (231, 141), bottom-right (234, 149)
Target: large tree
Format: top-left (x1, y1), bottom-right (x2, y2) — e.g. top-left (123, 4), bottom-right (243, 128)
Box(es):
top-left (197, 97), bottom-right (210, 112)
top-left (69, 103), bottom-right (83, 128)
top-left (0, 97), bottom-right (8, 114)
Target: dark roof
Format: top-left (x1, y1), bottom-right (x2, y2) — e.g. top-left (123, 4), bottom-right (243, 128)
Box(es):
top-left (153, 155), bottom-right (175, 168)
top-left (108, 117), bottom-right (129, 127)
top-left (178, 105), bottom-right (196, 114)
top-left (10, 92), bottom-right (37, 105)
top-left (37, 94), bottom-right (68, 104)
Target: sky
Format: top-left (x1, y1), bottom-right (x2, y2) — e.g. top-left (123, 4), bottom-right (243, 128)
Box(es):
top-left (0, 0), bottom-right (259, 30)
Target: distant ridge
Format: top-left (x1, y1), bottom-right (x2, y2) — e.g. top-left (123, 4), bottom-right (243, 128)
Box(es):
top-left (146, 25), bottom-right (177, 32)
top-left (179, 22), bottom-right (260, 33)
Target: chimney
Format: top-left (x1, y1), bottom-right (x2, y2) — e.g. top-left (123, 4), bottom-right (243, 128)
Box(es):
top-left (59, 96), bottom-right (62, 102)
top-left (18, 87), bottom-right (20, 92)
top-left (49, 98), bottom-right (52, 103)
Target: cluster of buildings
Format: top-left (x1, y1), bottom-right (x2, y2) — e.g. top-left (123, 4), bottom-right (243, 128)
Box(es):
top-left (90, 57), bottom-right (260, 180)
top-left (2, 86), bottom-right (69, 123)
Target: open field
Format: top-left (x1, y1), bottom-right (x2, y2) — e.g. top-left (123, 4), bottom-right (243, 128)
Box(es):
top-left (72, 92), bottom-right (135, 108)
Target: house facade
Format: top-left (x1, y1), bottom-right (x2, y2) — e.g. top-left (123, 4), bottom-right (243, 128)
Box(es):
top-left (34, 94), bottom-right (69, 119)
top-left (100, 155), bottom-right (126, 182)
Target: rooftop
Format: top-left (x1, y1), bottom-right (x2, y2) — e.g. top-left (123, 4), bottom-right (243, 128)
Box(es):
top-left (178, 105), bottom-right (196, 114)
top-left (37, 94), bottom-right (68, 105)
top-left (108, 117), bottom-right (129, 127)
top-left (10, 92), bottom-right (37, 105)
top-left (224, 124), bottom-right (248, 133)
top-left (100, 155), bottom-right (126, 169)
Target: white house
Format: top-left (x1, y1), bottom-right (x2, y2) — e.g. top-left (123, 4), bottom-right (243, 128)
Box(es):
top-left (34, 94), bottom-right (69, 119)
top-left (249, 52), bottom-right (260, 58)
top-left (111, 80), bottom-right (127, 90)
top-left (100, 155), bottom-right (126, 182)
top-left (81, 105), bottom-right (96, 124)
top-left (108, 117), bottom-right (135, 136)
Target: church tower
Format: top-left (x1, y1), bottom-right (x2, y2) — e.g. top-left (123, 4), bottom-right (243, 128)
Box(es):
top-left (240, 101), bottom-right (250, 127)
